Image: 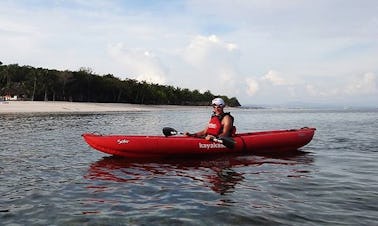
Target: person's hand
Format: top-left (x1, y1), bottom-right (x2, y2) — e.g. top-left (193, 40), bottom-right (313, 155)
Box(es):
top-left (205, 135), bottom-right (215, 141)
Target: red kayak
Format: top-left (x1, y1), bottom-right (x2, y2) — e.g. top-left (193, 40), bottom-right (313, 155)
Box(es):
top-left (82, 127), bottom-right (316, 158)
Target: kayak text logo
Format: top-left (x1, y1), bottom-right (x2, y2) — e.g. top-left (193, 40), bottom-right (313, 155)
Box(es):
top-left (208, 123), bottom-right (217, 129)
top-left (198, 142), bottom-right (225, 150)
top-left (117, 139), bottom-right (129, 144)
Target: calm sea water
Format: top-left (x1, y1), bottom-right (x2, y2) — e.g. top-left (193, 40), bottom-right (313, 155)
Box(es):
top-left (1, 107), bottom-right (377, 225)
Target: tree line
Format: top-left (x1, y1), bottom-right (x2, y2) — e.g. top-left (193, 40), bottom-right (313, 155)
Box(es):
top-left (0, 62), bottom-right (241, 107)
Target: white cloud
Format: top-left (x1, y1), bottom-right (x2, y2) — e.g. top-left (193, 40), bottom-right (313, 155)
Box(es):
top-left (183, 35), bottom-right (238, 67)
top-left (245, 78), bottom-right (259, 96)
top-left (305, 72), bottom-right (377, 98)
top-left (262, 70), bottom-right (291, 86)
top-left (306, 84), bottom-right (328, 97)
top-left (245, 70), bottom-right (301, 97)
top-left (180, 35), bottom-right (240, 96)
top-left (107, 43), bottom-right (167, 84)
top-left (345, 72), bottom-right (377, 95)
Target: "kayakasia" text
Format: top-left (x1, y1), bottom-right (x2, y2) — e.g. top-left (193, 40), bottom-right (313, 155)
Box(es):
top-left (198, 142), bottom-right (225, 150)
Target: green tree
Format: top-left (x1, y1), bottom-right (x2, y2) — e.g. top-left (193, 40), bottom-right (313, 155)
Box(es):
top-left (0, 63), bottom-right (241, 106)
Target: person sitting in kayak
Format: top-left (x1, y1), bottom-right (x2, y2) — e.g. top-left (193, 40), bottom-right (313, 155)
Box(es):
top-left (185, 97), bottom-right (235, 140)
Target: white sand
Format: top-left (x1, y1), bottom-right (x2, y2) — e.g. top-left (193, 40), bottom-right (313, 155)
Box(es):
top-left (0, 101), bottom-right (166, 113)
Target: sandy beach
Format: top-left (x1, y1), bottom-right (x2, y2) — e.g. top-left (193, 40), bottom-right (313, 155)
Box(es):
top-left (0, 101), bottom-right (173, 113)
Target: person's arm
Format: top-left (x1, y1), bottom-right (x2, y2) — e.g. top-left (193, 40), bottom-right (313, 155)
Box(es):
top-left (184, 127), bottom-right (207, 137)
top-left (218, 115), bottom-right (233, 137)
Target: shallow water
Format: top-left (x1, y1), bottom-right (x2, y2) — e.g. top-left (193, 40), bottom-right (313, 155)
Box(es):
top-left (1, 108), bottom-right (377, 225)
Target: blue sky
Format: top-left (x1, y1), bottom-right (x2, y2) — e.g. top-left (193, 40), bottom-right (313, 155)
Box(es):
top-left (1, 0), bottom-right (377, 107)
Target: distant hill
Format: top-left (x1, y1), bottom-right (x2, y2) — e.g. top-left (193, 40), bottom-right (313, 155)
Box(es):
top-left (243, 101), bottom-right (377, 110)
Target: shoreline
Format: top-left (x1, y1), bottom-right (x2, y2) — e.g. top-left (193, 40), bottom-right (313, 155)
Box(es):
top-left (0, 101), bottom-right (197, 113)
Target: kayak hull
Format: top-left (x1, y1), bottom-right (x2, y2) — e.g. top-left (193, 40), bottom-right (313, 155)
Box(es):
top-left (82, 127), bottom-right (315, 158)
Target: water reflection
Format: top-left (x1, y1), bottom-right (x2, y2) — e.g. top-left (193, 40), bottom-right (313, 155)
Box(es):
top-left (85, 152), bottom-right (313, 195)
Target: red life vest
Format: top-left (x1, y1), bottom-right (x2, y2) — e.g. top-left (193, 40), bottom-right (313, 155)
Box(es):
top-left (206, 113), bottom-right (235, 136)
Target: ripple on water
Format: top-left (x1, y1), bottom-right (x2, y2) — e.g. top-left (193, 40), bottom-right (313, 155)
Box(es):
top-left (1, 109), bottom-right (378, 225)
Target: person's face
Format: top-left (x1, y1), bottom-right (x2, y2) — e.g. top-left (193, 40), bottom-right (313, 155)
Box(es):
top-left (212, 104), bottom-right (224, 114)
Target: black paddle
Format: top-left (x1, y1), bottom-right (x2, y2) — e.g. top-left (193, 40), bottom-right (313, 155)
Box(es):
top-left (162, 127), bottom-right (235, 149)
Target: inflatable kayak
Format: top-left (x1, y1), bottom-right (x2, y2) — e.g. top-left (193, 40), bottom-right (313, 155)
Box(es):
top-left (82, 127), bottom-right (316, 158)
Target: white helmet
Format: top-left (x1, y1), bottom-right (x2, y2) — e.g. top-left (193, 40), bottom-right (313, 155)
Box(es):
top-left (211, 97), bottom-right (225, 107)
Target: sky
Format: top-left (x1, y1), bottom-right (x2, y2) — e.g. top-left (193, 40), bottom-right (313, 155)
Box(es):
top-left (1, 0), bottom-right (377, 107)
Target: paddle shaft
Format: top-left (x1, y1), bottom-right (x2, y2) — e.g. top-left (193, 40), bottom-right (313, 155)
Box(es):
top-left (162, 127), bottom-right (235, 149)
